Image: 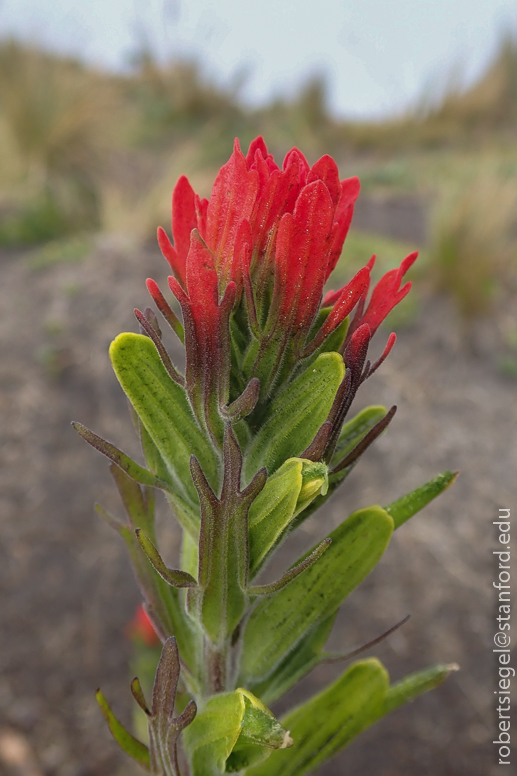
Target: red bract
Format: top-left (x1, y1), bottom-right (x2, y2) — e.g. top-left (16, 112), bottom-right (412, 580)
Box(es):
top-left (168, 233), bottom-right (236, 432)
top-left (157, 138), bottom-right (361, 340)
top-left (150, 137), bottom-right (417, 440)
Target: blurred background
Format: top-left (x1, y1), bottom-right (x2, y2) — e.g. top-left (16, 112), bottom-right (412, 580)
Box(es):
top-left (0, 1), bottom-right (516, 775)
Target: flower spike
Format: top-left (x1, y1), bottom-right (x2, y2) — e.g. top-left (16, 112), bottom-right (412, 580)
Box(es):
top-left (80, 136), bottom-right (456, 776)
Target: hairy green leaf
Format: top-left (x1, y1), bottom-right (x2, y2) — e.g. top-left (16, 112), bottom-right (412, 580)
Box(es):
top-left (244, 352), bottom-right (345, 482)
top-left (136, 529), bottom-right (198, 588)
top-left (72, 421), bottom-right (171, 491)
top-left (239, 507), bottom-right (394, 683)
top-left (183, 689), bottom-right (289, 776)
top-left (109, 333), bottom-right (219, 512)
top-left (248, 458), bottom-right (327, 577)
top-left (183, 692), bottom-right (245, 776)
top-left (246, 659), bottom-right (388, 776)
top-left (249, 613), bottom-right (338, 705)
top-left (96, 689), bottom-right (151, 770)
top-left (385, 471), bottom-right (459, 529)
top-left (333, 405), bottom-right (389, 463)
top-left (189, 427), bottom-right (266, 643)
top-left (226, 689), bottom-right (292, 772)
top-left (381, 662), bottom-right (459, 716)
top-left (249, 539), bottom-right (331, 596)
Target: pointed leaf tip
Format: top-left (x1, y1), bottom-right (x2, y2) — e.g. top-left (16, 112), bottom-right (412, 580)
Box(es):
top-left (152, 636), bottom-right (180, 720)
top-left (134, 308), bottom-right (184, 387)
top-left (136, 529), bottom-right (197, 588)
top-left (131, 677), bottom-right (151, 715)
top-left (249, 538), bottom-right (332, 596)
top-left (382, 662), bottom-right (459, 718)
top-left (95, 689), bottom-right (151, 769)
top-left (72, 421), bottom-right (171, 491)
top-left (330, 405), bottom-right (396, 475)
top-left (385, 470), bottom-right (459, 529)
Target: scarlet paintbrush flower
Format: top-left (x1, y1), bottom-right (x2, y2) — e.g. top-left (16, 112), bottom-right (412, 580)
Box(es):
top-left (148, 137), bottom-right (416, 446)
top-left (77, 136), bottom-right (457, 776)
top-left (157, 138), bottom-right (365, 346)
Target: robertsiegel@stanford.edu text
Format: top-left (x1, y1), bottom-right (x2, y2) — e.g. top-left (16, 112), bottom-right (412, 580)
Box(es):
top-left (493, 508), bottom-right (512, 766)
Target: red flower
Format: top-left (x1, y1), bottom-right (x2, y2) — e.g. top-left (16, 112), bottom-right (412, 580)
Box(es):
top-left (148, 137), bottom-right (416, 443)
top-left (157, 138), bottom-right (364, 343)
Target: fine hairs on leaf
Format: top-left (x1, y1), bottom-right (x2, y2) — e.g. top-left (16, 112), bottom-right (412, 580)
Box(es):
top-left (76, 136), bottom-right (457, 776)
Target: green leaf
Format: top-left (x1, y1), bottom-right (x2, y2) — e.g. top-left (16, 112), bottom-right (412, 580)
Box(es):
top-left (181, 528), bottom-right (199, 578)
top-left (136, 417), bottom-right (205, 536)
top-left (333, 405), bottom-right (389, 463)
top-left (381, 662), bottom-right (459, 717)
top-left (183, 689), bottom-right (290, 776)
top-left (183, 692), bottom-right (245, 776)
top-left (385, 471), bottom-right (459, 529)
top-left (226, 690), bottom-right (292, 772)
top-left (247, 661), bottom-right (458, 776)
top-left (246, 659), bottom-right (388, 776)
top-left (248, 458), bottom-right (327, 577)
top-left (136, 529), bottom-right (198, 588)
top-left (134, 307), bottom-right (185, 386)
top-left (234, 689), bottom-right (291, 749)
top-left (72, 421), bottom-right (171, 491)
top-left (239, 507), bottom-right (394, 683)
top-left (109, 464), bottom-right (155, 536)
top-left (139, 418), bottom-right (172, 484)
top-left (96, 689), bottom-right (151, 770)
top-left (109, 333), bottom-right (219, 510)
top-left (249, 613), bottom-right (338, 705)
top-left (329, 406), bottom-right (396, 476)
top-left (249, 539), bottom-right (331, 596)
top-left (244, 352), bottom-right (345, 482)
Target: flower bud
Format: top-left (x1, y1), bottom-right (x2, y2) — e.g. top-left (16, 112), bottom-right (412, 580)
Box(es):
top-left (296, 460), bottom-right (329, 514)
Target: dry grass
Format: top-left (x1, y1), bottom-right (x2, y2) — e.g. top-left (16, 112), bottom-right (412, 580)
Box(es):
top-left (428, 170), bottom-right (517, 321)
top-left (0, 39), bottom-right (120, 239)
top-left (0, 39), bottom-right (115, 182)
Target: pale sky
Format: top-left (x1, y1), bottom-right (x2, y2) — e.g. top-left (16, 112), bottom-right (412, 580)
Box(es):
top-left (0, 0), bottom-right (515, 118)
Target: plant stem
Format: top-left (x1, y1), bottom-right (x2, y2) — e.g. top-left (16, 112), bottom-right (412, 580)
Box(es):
top-left (205, 639), bottom-right (227, 695)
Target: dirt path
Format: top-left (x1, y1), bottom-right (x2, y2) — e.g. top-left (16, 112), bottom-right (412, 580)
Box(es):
top-left (0, 234), bottom-right (515, 776)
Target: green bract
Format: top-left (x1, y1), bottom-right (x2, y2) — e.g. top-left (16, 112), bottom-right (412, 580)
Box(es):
top-left (244, 352), bottom-right (345, 482)
top-left (248, 458), bottom-right (328, 576)
top-left (184, 689), bottom-right (291, 776)
top-left (110, 332), bottom-right (219, 528)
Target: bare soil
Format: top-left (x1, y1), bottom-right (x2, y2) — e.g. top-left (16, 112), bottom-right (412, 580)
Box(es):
top-left (0, 211), bottom-right (515, 775)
